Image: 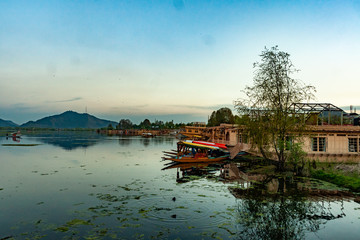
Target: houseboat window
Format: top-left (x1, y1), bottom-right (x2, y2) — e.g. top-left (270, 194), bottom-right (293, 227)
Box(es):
top-left (318, 137), bottom-right (326, 151)
top-left (311, 138), bottom-right (318, 151)
top-left (348, 138), bottom-right (358, 152)
top-left (311, 137), bottom-right (326, 152)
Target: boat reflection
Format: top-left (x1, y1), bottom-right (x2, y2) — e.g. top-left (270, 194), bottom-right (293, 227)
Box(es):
top-left (5, 130), bottom-right (21, 142)
top-left (6, 136), bottom-right (21, 143)
top-left (163, 162), bottom-right (251, 184)
top-left (163, 161), bottom-right (359, 202)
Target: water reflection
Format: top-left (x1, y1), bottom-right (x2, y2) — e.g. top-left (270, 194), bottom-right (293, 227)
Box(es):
top-left (162, 161), bottom-right (359, 239)
top-left (163, 162), bottom-right (224, 183)
top-left (141, 138), bottom-right (150, 147)
top-left (1, 133), bottom-right (359, 239)
top-left (5, 136), bottom-right (21, 142)
top-left (3, 132), bottom-right (177, 150)
top-left (118, 136), bottom-right (175, 147)
top-left (118, 137), bottom-right (132, 146)
top-left (30, 131), bottom-right (102, 150)
top-left (234, 196), bottom-right (332, 240)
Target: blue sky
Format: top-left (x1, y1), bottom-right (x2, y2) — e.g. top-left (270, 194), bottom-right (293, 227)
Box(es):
top-left (1, 0), bottom-right (360, 124)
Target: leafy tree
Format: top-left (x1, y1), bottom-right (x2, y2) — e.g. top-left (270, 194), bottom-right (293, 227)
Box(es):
top-left (139, 119), bottom-right (151, 129)
top-left (164, 120), bottom-right (175, 129)
top-left (152, 120), bottom-right (164, 129)
top-left (107, 124), bottom-right (114, 130)
top-left (235, 46), bottom-right (315, 171)
top-left (118, 119), bottom-right (133, 130)
top-left (208, 107), bottom-right (235, 127)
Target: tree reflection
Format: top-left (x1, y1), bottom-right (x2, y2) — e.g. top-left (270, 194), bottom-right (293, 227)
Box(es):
top-left (231, 179), bottom-right (346, 240)
top-left (118, 137), bottom-right (132, 146)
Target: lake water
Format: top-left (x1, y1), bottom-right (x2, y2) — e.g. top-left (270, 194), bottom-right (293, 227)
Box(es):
top-left (0, 132), bottom-right (359, 239)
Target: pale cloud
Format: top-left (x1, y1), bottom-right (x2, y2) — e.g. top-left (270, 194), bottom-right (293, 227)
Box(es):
top-left (1, 1), bottom-right (360, 125)
top-left (170, 104), bottom-right (234, 111)
top-left (45, 97), bottom-right (83, 103)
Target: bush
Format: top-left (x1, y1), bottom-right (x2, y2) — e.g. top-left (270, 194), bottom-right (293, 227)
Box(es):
top-left (287, 142), bottom-right (307, 175)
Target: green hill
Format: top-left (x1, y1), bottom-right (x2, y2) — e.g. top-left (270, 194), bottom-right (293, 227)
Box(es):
top-left (0, 118), bottom-right (19, 127)
top-left (21, 111), bottom-right (117, 129)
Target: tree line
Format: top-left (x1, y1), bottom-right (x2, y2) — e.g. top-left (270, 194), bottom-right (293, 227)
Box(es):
top-left (106, 119), bottom-right (189, 130)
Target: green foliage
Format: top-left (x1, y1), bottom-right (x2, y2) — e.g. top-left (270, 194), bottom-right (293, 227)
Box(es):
top-left (235, 46), bottom-right (316, 170)
top-left (208, 107), bottom-right (235, 127)
top-left (287, 142), bottom-right (307, 175)
top-left (115, 119), bottom-right (185, 130)
top-left (311, 170), bottom-right (360, 192)
top-left (118, 119), bottom-right (133, 130)
top-left (139, 119), bottom-right (151, 129)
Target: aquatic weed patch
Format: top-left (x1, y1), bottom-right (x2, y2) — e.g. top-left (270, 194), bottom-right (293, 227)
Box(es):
top-left (311, 170), bottom-right (360, 192)
top-left (2, 144), bottom-right (41, 146)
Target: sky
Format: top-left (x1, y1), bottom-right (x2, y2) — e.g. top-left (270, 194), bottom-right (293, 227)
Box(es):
top-left (1, 0), bottom-right (360, 125)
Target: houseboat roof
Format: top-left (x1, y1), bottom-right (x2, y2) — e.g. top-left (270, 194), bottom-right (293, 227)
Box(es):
top-left (306, 125), bottom-right (360, 133)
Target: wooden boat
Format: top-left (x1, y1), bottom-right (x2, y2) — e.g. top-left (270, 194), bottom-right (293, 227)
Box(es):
top-left (142, 132), bottom-right (154, 138)
top-left (6, 130), bottom-right (21, 138)
top-left (176, 132), bottom-right (203, 140)
top-left (164, 155), bottom-right (228, 163)
top-left (163, 140), bottom-right (229, 163)
top-left (185, 140), bottom-right (227, 150)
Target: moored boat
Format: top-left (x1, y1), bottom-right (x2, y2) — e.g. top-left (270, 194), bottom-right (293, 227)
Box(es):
top-left (142, 132), bottom-right (154, 138)
top-left (6, 130), bottom-right (21, 138)
top-left (163, 140), bottom-right (229, 163)
top-left (184, 140), bottom-right (227, 150)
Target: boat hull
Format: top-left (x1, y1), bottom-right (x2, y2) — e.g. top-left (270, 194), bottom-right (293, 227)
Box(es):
top-left (167, 156), bottom-right (228, 163)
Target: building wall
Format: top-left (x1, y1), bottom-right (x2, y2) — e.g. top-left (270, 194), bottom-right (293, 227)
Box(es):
top-left (302, 132), bottom-right (360, 161)
top-left (182, 124), bottom-right (360, 162)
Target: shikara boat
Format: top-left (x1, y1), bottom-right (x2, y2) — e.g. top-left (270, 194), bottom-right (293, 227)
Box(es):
top-left (142, 132), bottom-right (154, 138)
top-left (163, 140), bottom-right (229, 163)
top-left (184, 140), bottom-right (227, 150)
top-left (6, 130), bottom-right (21, 138)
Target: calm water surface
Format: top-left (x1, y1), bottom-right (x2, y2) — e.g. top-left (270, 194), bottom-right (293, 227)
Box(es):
top-left (0, 132), bottom-right (359, 239)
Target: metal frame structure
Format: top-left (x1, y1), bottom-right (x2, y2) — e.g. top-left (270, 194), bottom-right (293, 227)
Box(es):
top-left (291, 103), bottom-right (346, 125)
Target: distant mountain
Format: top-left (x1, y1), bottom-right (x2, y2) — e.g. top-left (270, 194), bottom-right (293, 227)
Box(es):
top-left (0, 118), bottom-right (19, 127)
top-left (21, 111), bottom-right (118, 129)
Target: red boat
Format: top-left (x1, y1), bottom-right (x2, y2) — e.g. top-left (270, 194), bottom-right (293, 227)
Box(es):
top-left (186, 140), bottom-right (227, 150)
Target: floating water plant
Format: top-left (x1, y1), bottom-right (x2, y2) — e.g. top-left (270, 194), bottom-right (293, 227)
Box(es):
top-left (1, 144), bottom-right (41, 146)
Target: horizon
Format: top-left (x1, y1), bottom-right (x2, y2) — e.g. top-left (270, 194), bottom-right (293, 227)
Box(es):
top-left (3, 104), bottom-right (360, 126)
top-left (1, 1), bottom-right (360, 124)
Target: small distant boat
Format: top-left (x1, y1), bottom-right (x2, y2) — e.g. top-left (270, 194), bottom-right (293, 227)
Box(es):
top-left (142, 132), bottom-right (155, 138)
top-left (6, 130), bottom-right (21, 138)
top-left (163, 140), bottom-right (229, 163)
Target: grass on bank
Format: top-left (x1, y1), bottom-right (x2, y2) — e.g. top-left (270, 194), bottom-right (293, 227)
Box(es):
top-left (237, 155), bottom-right (360, 193)
top-left (309, 162), bottom-right (360, 192)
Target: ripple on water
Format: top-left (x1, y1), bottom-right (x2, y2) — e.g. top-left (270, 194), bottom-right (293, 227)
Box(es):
top-left (130, 194), bottom-right (232, 230)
